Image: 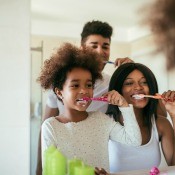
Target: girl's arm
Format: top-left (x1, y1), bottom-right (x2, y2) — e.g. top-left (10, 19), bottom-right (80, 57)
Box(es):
top-left (104, 90), bottom-right (142, 146)
top-left (109, 104), bottom-right (142, 146)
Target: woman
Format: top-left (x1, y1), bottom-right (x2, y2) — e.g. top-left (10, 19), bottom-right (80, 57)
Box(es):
top-left (106, 63), bottom-right (175, 172)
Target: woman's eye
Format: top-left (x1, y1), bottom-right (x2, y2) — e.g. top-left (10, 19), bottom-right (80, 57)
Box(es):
top-left (140, 81), bottom-right (147, 85)
top-left (123, 82), bottom-right (133, 86)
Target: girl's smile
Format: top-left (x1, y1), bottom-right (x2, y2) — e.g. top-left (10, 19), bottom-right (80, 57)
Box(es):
top-left (59, 67), bottom-right (94, 111)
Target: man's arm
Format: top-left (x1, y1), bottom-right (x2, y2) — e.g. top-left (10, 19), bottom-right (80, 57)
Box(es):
top-left (43, 105), bottom-right (59, 121)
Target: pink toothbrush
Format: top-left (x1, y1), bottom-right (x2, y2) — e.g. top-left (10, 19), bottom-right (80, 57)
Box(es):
top-left (78, 97), bottom-right (108, 102)
top-left (132, 94), bottom-right (163, 100)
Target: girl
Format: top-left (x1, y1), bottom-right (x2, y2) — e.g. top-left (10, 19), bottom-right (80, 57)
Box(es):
top-left (37, 43), bottom-right (141, 174)
top-left (107, 63), bottom-right (175, 172)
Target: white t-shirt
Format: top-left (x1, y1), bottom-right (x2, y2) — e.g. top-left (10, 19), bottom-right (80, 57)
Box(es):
top-left (46, 72), bottom-right (111, 114)
top-left (42, 105), bottom-right (141, 171)
top-left (109, 117), bottom-right (161, 173)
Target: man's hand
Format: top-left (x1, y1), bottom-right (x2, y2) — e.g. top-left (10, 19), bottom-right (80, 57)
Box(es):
top-left (114, 57), bottom-right (134, 67)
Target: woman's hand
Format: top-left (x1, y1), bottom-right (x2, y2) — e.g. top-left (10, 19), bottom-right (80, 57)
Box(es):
top-left (161, 90), bottom-right (175, 118)
top-left (102, 90), bottom-right (129, 107)
top-left (95, 167), bottom-right (109, 175)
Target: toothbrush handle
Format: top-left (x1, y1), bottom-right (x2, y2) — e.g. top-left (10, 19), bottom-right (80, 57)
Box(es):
top-left (82, 97), bottom-right (108, 102)
top-left (91, 97), bottom-right (108, 102)
top-left (153, 95), bottom-right (163, 99)
top-left (104, 61), bottom-right (115, 64)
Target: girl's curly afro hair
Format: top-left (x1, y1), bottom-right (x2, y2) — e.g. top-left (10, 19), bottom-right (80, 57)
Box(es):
top-left (37, 43), bottom-right (103, 91)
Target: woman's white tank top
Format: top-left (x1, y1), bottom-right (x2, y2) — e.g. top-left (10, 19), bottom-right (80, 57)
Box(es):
top-left (108, 117), bottom-right (161, 173)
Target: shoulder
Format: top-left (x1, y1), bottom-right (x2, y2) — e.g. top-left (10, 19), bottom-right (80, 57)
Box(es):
top-left (42, 117), bottom-right (56, 128)
top-left (89, 111), bottom-right (106, 117)
top-left (156, 116), bottom-right (171, 127)
top-left (156, 116), bottom-right (174, 136)
top-left (93, 72), bottom-right (110, 94)
top-left (102, 72), bottom-right (111, 82)
top-left (88, 111), bottom-right (113, 124)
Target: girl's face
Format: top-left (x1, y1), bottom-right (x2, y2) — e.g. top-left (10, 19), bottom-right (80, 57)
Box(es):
top-left (59, 68), bottom-right (93, 111)
top-left (122, 69), bottom-right (150, 109)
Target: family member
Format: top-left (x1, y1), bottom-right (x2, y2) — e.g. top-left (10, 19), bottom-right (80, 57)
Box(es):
top-left (36, 20), bottom-right (132, 175)
top-left (44, 20), bottom-right (132, 119)
top-left (38, 43), bottom-right (142, 174)
top-left (106, 63), bottom-right (175, 172)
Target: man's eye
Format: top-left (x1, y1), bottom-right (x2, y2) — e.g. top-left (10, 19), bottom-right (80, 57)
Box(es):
top-left (91, 45), bottom-right (98, 49)
top-left (102, 46), bottom-right (109, 50)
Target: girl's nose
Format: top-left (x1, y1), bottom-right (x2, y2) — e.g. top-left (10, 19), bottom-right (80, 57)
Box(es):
top-left (80, 87), bottom-right (88, 94)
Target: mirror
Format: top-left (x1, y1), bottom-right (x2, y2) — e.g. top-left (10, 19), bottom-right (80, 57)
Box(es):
top-left (30, 0), bottom-right (171, 174)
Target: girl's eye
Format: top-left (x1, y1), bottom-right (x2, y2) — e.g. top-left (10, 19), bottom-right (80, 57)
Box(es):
top-left (86, 84), bottom-right (93, 88)
top-left (70, 84), bottom-right (79, 88)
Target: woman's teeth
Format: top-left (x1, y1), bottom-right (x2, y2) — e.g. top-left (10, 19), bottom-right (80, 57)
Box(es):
top-left (132, 94), bottom-right (144, 100)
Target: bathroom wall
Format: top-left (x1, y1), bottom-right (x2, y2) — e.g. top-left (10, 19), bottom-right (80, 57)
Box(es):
top-left (0, 0), bottom-right (30, 174)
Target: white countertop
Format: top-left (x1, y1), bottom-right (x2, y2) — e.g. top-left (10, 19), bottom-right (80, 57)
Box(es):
top-left (110, 166), bottom-right (175, 175)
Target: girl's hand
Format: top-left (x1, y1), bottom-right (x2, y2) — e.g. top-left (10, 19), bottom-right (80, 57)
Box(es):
top-left (161, 90), bottom-right (175, 118)
top-left (95, 167), bottom-right (109, 175)
top-left (103, 90), bottom-right (129, 107)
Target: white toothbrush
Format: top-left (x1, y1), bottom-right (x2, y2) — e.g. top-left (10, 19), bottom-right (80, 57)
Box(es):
top-left (132, 94), bottom-right (163, 100)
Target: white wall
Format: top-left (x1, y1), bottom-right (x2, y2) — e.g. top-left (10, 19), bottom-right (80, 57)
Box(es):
top-left (0, 0), bottom-right (30, 175)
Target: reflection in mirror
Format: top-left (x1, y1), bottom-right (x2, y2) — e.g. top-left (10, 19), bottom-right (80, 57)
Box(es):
top-left (30, 0), bottom-right (173, 174)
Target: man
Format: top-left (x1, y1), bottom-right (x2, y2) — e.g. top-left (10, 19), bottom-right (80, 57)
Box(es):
top-left (43, 20), bottom-right (131, 120)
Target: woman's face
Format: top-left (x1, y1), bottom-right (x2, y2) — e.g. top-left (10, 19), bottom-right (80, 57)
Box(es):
top-left (59, 67), bottom-right (93, 111)
top-left (122, 69), bottom-right (150, 109)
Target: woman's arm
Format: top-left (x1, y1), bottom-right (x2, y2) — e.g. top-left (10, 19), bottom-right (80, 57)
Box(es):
top-left (156, 117), bottom-right (175, 165)
top-left (161, 90), bottom-right (175, 131)
top-left (158, 90), bottom-right (175, 165)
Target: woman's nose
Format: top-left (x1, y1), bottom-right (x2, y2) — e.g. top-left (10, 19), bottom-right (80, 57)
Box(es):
top-left (134, 83), bottom-right (143, 90)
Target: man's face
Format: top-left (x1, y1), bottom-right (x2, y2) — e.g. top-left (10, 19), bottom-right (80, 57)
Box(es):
top-left (82, 34), bottom-right (110, 69)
